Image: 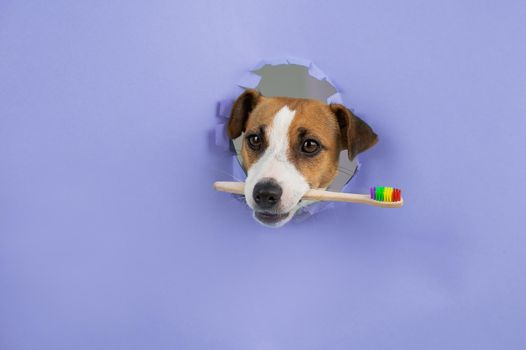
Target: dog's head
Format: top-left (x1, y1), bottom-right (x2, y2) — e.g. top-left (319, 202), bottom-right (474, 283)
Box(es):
top-left (227, 89), bottom-right (378, 227)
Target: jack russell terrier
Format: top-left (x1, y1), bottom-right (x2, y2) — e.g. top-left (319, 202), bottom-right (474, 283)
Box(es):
top-left (227, 89), bottom-right (378, 227)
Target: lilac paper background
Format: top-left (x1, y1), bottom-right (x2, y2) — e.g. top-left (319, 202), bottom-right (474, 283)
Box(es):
top-left (1, 1), bottom-right (526, 349)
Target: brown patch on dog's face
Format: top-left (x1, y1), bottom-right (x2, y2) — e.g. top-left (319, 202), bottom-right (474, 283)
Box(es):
top-left (286, 100), bottom-right (342, 188)
top-left (238, 98), bottom-right (287, 171)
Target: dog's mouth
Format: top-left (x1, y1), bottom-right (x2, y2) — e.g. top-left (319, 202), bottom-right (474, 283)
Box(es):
top-left (254, 211), bottom-right (291, 226)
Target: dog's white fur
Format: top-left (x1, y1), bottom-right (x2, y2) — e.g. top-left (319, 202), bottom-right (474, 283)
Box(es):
top-left (244, 106), bottom-right (310, 227)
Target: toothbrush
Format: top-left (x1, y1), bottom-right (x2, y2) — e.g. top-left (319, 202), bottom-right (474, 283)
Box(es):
top-left (213, 181), bottom-right (403, 208)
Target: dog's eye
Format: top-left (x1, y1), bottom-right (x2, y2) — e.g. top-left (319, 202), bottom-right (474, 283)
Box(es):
top-left (247, 134), bottom-right (262, 150)
top-left (301, 139), bottom-right (320, 154)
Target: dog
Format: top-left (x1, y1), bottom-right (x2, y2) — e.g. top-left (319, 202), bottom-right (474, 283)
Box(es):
top-left (227, 89), bottom-right (378, 227)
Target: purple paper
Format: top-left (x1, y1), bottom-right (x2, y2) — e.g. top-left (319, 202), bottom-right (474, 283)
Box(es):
top-left (214, 123), bottom-right (229, 150)
top-left (236, 72), bottom-right (261, 88)
top-left (286, 56), bottom-right (312, 67)
top-left (327, 92), bottom-right (344, 104)
top-left (261, 57), bottom-right (289, 66)
top-left (308, 63), bottom-right (328, 80)
top-left (2, 1), bottom-right (525, 349)
top-left (250, 60), bottom-right (268, 71)
top-left (231, 155), bottom-right (247, 182)
top-left (217, 99), bottom-right (233, 119)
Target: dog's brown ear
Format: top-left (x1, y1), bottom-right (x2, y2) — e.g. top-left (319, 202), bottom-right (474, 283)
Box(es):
top-left (330, 104), bottom-right (378, 160)
top-left (227, 89), bottom-right (262, 139)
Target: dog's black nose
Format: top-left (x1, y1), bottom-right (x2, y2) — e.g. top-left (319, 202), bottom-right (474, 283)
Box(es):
top-left (253, 180), bottom-right (282, 209)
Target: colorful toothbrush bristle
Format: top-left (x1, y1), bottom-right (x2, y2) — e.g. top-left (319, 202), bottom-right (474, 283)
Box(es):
top-left (370, 186), bottom-right (402, 202)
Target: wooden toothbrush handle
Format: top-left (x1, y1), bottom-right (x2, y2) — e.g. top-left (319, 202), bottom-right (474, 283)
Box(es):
top-left (213, 181), bottom-right (403, 208)
top-left (213, 181), bottom-right (245, 195)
